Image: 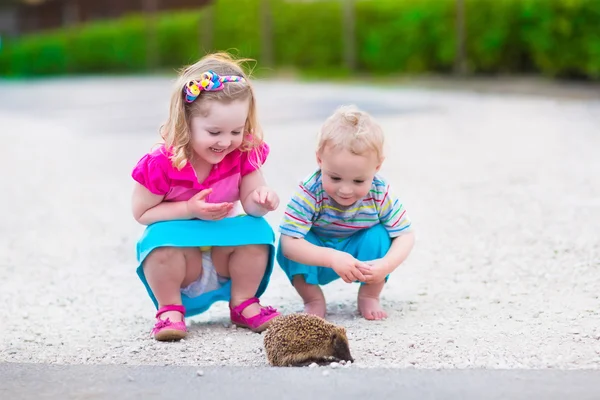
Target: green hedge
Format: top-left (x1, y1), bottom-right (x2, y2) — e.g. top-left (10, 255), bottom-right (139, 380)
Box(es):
top-left (356, 0), bottom-right (456, 73)
top-left (520, 0), bottom-right (600, 78)
top-left (1, 0), bottom-right (599, 79)
top-left (271, 0), bottom-right (344, 69)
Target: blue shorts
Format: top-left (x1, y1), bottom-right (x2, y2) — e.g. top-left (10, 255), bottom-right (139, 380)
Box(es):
top-left (136, 216), bottom-right (275, 317)
top-left (276, 224), bottom-right (391, 286)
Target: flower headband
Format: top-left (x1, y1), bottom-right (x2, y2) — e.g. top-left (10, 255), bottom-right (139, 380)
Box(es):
top-left (184, 70), bottom-right (246, 103)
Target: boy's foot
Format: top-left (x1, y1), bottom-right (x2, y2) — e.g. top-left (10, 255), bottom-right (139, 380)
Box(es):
top-left (293, 275), bottom-right (327, 318)
top-left (303, 299), bottom-right (326, 318)
top-left (357, 296), bottom-right (388, 320)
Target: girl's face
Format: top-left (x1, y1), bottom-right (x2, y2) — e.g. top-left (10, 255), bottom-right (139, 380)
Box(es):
top-left (189, 98), bottom-right (250, 165)
top-left (317, 146), bottom-right (381, 207)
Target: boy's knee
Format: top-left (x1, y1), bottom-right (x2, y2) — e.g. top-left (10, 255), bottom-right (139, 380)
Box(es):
top-left (366, 223), bottom-right (390, 239)
top-left (358, 224), bottom-right (391, 252)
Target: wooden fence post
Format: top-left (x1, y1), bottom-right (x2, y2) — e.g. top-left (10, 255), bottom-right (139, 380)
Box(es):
top-left (61, 0), bottom-right (79, 74)
top-left (454, 0), bottom-right (467, 75)
top-left (143, 0), bottom-right (159, 71)
top-left (200, 2), bottom-right (213, 55)
top-left (61, 0), bottom-right (78, 27)
top-left (342, 0), bottom-right (356, 71)
top-left (260, 0), bottom-right (274, 68)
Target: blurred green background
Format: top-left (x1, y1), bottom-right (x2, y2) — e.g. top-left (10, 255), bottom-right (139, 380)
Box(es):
top-left (0, 0), bottom-right (599, 80)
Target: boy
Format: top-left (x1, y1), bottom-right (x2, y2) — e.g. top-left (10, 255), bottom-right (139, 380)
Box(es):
top-left (277, 105), bottom-right (415, 320)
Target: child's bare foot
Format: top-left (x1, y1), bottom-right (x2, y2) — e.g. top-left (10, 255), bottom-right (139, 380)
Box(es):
top-left (293, 275), bottom-right (327, 318)
top-left (357, 296), bottom-right (387, 320)
top-left (357, 280), bottom-right (387, 320)
top-left (303, 299), bottom-right (326, 318)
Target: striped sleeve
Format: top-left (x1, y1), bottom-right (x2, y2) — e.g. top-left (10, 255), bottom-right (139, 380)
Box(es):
top-left (278, 181), bottom-right (319, 238)
top-left (373, 177), bottom-right (412, 237)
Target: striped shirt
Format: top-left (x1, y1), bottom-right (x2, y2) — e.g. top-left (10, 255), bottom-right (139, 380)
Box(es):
top-left (279, 169), bottom-right (412, 242)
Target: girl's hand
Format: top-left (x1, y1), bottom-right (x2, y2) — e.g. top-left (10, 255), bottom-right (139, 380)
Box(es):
top-left (187, 188), bottom-right (233, 220)
top-left (252, 186), bottom-right (280, 211)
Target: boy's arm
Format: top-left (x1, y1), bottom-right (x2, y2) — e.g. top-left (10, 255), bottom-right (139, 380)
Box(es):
top-left (380, 231), bottom-right (415, 273)
top-left (280, 234), bottom-right (369, 283)
top-left (131, 183), bottom-right (191, 225)
top-left (279, 235), bottom-right (336, 267)
top-left (278, 179), bottom-right (368, 282)
top-left (369, 178), bottom-right (416, 274)
top-left (278, 177), bottom-right (332, 265)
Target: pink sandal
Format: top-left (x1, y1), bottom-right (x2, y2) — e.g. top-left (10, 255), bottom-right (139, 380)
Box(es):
top-left (230, 297), bottom-right (280, 333)
top-left (151, 304), bottom-right (187, 341)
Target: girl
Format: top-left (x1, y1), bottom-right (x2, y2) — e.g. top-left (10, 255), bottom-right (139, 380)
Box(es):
top-left (131, 52), bottom-right (280, 341)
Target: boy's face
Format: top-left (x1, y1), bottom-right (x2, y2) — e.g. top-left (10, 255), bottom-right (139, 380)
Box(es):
top-left (317, 146), bottom-right (381, 207)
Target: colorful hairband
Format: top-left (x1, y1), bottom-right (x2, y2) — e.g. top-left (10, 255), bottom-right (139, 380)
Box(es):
top-left (184, 70), bottom-right (246, 103)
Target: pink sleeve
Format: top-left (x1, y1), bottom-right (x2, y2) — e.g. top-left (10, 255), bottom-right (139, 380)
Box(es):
top-left (240, 142), bottom-right (270, 177)
top-left (131, 152), bottom-right (171, 195)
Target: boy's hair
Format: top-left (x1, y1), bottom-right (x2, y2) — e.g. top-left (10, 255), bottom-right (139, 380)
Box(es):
top-left (316, 105), bottom-right (385, 163)
top-left (160, 52), bottom-right (263, 170)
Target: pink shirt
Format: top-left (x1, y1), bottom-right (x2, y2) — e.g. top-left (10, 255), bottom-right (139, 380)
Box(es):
top-left (132, 143), bottom-right (269, 204)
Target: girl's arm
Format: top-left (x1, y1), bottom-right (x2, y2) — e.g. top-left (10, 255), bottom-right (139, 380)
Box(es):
top-left (239, 169), bottom-right (273, 217)
top-left (131, 183), bottom-right (191, 225)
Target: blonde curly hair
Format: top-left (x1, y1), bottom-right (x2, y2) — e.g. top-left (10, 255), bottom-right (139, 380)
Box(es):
top-left (317, 105), bottom-right (385, 163)
top-left (160, 52), bottom-right (263, 170)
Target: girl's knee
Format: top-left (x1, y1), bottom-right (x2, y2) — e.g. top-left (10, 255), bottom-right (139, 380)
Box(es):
top-left (143, 247), bottom-right (189, 285)
top-left (241, 244), bottom-right (268, 256)
top-left (144, 246), bottom-right (182, 268)
top-left (218, 244), bottom-right (268, 258)
top-left (212, 244), bottom-right (267, 254)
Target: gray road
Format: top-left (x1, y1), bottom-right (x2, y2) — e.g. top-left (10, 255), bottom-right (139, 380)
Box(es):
top-left (2, 362), bottom-right (600, 400)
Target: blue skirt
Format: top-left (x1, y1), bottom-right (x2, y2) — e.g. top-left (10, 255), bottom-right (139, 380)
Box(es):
top-left (276, 224), bottom-right (391, 286)
top-left (136, 216), bottom-right (275, 317)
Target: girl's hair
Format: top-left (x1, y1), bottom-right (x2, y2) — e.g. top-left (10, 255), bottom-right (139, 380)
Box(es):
top-left (316, 105), bottom-right (385, 163)
top-left (160, 52), bottom-right (263, 170)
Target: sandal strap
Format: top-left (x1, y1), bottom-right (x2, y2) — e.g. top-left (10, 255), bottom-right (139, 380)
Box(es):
top-left (156, 304), bottom-right (186, 319)
top-left (230, 297), bottom-right (259, 315)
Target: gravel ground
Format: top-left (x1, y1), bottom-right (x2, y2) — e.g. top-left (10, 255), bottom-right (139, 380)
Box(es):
top-left (0, 77), bottom-right (599, 369)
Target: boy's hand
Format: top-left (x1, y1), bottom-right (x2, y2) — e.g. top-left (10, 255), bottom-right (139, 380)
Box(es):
top-left (187, 188), bottom-right (233, 220)
top-left (358, 258), bottom-right (390, 284)
top-left (252, 186), bottom-right (280, 211)
top-left (329, 251), bottom-right (368, 283)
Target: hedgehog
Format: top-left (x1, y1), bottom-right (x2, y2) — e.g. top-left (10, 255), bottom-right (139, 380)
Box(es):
top-left (263, 313), bottom-right (354, 367)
